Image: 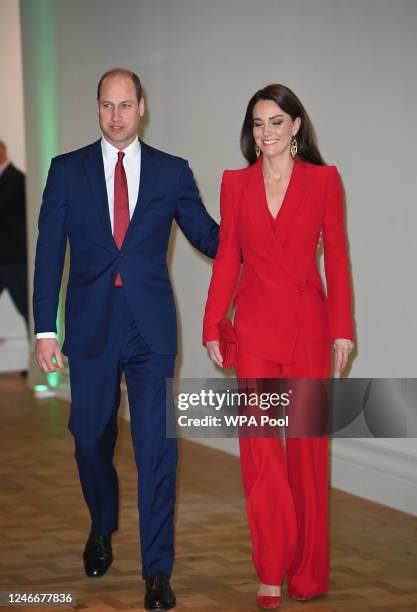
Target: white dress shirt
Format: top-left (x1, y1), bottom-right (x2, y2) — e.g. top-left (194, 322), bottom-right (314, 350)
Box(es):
top-left (37, 136), bottom-right (141, 340)
top-left (101, 135), bottom-right (141, 233)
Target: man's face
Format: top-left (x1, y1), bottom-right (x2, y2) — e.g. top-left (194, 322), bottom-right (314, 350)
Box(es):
top-left (97, 75), bottom-right (145, 149)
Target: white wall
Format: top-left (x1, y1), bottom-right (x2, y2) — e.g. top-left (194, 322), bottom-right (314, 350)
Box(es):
top-left (0, 0), bottom-right (25, 170)
top-left (20, 0), bottom-right (417, 514)
top-left (0, 0), bottom-right (28, 371)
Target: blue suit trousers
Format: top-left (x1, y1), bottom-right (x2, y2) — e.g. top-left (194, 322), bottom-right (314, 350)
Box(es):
top-left (68, 286), bottom-right (177, 578)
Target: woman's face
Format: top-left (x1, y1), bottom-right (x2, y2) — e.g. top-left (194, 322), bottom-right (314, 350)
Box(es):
top-left (252, 99), bottom-right (300, 159)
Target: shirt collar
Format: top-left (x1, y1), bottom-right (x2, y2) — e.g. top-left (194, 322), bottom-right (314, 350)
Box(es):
top-left (101, 136), bottom-right (140, 164)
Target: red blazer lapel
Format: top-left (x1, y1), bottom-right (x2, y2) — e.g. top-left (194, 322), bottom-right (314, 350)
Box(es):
top-left (274, 156), bottom-right (308, 249)
top-left (241, 157), bottom-right (305, 289)
top-left (242, 158), bottom-right (272, 241)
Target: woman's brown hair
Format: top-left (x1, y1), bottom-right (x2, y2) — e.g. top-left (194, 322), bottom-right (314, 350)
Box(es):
top-left (240, 84), bottom-right (325, 166)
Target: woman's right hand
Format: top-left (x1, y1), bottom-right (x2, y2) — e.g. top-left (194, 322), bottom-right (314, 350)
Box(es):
top-left (206, 340), bottom-right (223, 368)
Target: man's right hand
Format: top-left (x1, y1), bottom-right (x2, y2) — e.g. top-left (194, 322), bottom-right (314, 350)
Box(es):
top-left (35, 339), bottom-right (64, 372)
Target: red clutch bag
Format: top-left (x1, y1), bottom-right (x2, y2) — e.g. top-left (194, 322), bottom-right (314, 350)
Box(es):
top-left (218, 318), bottom-right (238, 368)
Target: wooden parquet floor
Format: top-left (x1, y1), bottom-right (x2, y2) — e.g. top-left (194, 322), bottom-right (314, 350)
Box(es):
top-left (1, 373), bottom-right (417, 611)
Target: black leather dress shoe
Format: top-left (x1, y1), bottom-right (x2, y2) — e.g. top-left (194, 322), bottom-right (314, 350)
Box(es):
top-left (144, 573), bottom-right (176, 610)
top-left (83, 530), bottom-right (113, 577)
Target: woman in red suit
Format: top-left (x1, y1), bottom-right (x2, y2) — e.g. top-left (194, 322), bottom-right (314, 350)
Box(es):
top-left (203, 84), bottom-right (354, 609)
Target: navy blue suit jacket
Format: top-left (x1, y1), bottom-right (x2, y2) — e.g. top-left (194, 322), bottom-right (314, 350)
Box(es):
top-left (33, 139), bottom-right (219, 358)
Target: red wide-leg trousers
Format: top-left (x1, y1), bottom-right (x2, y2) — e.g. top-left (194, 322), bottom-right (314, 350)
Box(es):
top-left (236, 340), bottom-right (331, 598)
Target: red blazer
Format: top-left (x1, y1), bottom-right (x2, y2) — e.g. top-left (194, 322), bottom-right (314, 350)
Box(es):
top-left (203, 156), bottom-right (354, 364)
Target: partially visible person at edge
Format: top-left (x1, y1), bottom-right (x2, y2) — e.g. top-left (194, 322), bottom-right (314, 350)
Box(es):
top-left (203, 83), bottom-right (354, 610)
top-left (33, 68), bottom-right (219, 611)
top-left (0, 140), bottom-right (29, 333)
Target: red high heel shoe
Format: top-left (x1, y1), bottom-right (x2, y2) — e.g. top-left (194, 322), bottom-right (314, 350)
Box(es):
top-left (256, 594), bottom-right (281, 609)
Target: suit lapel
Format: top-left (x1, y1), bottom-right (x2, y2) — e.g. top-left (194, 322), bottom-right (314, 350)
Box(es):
top-left (244, 157), bottom-right (308, 246)
top-left (243, 156), bottom-right (305, 287)
top-left (83, 139), bottom-right (160, 251)
top-left (274, 156), bottom-right (308, 248)
top-left (122, 140), bottom-right (160, 249)
top-left (83, 140), bottom-right (115, 245)
top-left (244, 158), bottom-right (274, 241)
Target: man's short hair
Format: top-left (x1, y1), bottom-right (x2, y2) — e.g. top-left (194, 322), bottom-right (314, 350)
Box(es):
top-left (97, 68), bottom-right (143, 103)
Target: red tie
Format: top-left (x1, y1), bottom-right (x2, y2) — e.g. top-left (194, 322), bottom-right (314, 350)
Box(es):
top-left (113, 151), bottom-right (130, 287)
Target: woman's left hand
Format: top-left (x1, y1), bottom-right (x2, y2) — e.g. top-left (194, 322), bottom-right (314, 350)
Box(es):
top-left (333, 338), bottom-right (354, 373)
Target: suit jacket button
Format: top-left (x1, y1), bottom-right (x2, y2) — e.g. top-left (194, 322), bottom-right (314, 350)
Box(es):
top-left (120, 251), bottom-right (125, 257)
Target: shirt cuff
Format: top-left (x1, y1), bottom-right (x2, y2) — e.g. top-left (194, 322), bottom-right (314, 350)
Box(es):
top-left (36, 332), bottom-right (57, 339)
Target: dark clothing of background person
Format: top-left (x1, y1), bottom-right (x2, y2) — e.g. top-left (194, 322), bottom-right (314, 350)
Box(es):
top-left (0, 162), bottom-right (28, 327)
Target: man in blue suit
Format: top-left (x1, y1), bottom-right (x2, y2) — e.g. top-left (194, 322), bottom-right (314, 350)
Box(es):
top-left (33, 68), bottom-right (218, 610)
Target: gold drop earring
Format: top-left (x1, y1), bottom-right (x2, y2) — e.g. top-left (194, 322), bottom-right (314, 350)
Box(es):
top-left (255, 145), bottom-right (261, 157)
